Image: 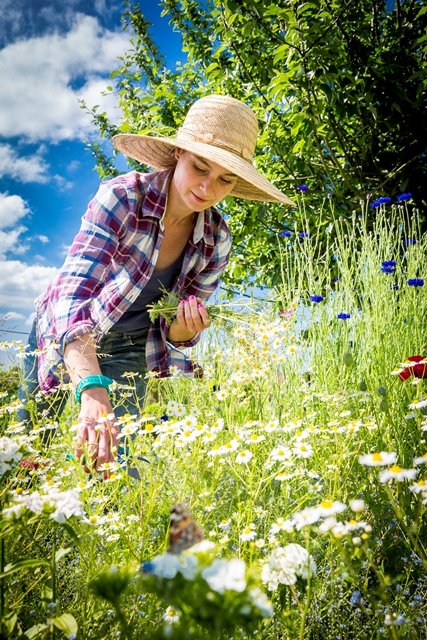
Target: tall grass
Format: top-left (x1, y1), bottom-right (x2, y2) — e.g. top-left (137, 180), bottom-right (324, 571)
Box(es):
top-left (0, 202), bottom-right (426, 639)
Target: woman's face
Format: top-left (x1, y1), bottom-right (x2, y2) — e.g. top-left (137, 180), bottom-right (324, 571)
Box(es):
top-left (170, 150), bottom-right (238, 215)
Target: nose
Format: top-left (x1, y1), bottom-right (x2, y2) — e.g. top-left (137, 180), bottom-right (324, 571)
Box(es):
top-left (199, 175), bottom-right (214, 196)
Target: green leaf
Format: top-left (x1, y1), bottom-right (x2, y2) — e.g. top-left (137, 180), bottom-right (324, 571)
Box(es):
top-left (2, 612), bottom-right (18, 634)
top-left (24, 623), bottom-right (49, 639)
top-left (292, 139), bottom-right (306, 154)
top-left (0, 558), bottom-right (50, 579)
top-left (55, 547), bottom-right (72, 564)
top-left (273, 44), bottom-right (288, 65)
top-left (60, 522), bottom-right (80, 547)
top-left (48, 613), bottom-right (78, 638)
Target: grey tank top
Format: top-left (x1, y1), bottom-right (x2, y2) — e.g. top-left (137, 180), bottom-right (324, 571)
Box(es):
top-left (112, 253), bottom-right (183, 336)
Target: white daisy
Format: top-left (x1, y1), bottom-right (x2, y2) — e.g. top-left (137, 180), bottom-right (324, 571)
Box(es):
top-left (235, 450), bottom-right (253, 464)
top-left (358, 451), bottom-right (397, 466)
top-left (379, 465), bottom-right (417, 483)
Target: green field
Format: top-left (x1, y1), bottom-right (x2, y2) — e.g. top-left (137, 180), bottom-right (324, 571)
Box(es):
top-left (1, 202), bottom-right (426, 639)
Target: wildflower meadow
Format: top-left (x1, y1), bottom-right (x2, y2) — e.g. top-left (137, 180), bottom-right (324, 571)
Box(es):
top-left (1, 198), bottom-right (427, 639)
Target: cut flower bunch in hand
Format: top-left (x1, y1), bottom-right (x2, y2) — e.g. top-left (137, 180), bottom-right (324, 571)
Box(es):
top-left (147, 289), bottom-right (255, 328)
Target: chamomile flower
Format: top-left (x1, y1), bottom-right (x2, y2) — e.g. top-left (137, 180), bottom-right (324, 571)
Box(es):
top-left (96, 413), bottom-right (115, 424)
top-left (358, 451), bottom-right (397, 466)
top-left (269, 517), bottom-right (293, 535)
top-left (202, 431), bottom-right (217, 443)
top-left (293, 442), bottom-right (313, 458)
top-left (240, 524), bottom-right (257, 542)
top-left (349, 499), bottom-right (366, 513)
top-left (169, 366), bottom-right (183, 378)
top-left (167, 400), bottom-right (187, 417)
top-left (221, 439), bottom-right (240, 454)
top-left (316, 500), bottom-right (347, 517)
top-left (245, 433), bottom-right (265, 444)
top-left (410, 479), bottom-right (427, 494)
top-left (181, 415), bottom-right (198, 430)
top-left (275, 472), bottom-right (293, 482)
top-left (235, 450), bottom-right (253, 464)
top-left (409, 397), bottom-right (427, 410)
top-left (413, 453), bottom-right (427, 465)
top-left (176, 429), bottom-right (199, 445)
top-left (117, 423), bottom-right (139, 438)
top-left (379, 465), bottom-right (417, 483)
top-left (270, 446), bottom-right (292, 462)
top-left (215, 388), bottom-right (228, 401)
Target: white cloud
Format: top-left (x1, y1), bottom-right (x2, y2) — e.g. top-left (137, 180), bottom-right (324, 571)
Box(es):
top-left (3, 311), bottom-right (24, 320)
top-left (0, 226), bottom-right (28, 256)
top-left (0, 143), bottom-right (51, 183)
top-left (0, 192), bottom-right (30, 229)
top-left (0, 13), bottom-right (127, 141)
top-left (35, 235), bottom-right (49, 244)
top-left (0, 258), bottom-right (57, 311)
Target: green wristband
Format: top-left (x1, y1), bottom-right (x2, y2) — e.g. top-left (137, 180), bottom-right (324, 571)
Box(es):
top-left (75, 375), bottom-right (113, 403)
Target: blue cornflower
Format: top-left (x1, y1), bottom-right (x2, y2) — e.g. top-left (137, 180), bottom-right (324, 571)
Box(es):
top-left (397, 192), bottom-right (412, 201)
top-left (141, 561), bottom-right (155, 574)
top-left (370, 196), bottom-right (392, 208)
top-left (408, 278), bottom-right (424, 287)
top-left (337, 313), bottom-right (351, 320)
top-left (310, 295), bottom-right (324, 303)
top-left (297, 184), bottom-right (309, 191)
top-left (280, 230), bottom-right (292, 238)
top-left (160, 413), bottom-right (169, 422)
top-left (299, 231), bottom-right (310, 239)
top-left (333, 277), bottom-right (340, 283)
top-left (381, 260), bottom-right (396, 274)
top-left (404, 238), bottom-right (417, 247)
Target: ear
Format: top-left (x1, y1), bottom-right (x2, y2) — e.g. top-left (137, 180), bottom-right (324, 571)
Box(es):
top-left (174, 148), bottom-right (185, 160)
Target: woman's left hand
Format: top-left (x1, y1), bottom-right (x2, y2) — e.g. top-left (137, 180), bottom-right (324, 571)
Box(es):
top-left (168, 295), bottom-right (210, 341)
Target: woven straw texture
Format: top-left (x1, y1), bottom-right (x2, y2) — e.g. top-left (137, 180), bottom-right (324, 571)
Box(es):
top-left (113, 95), bottom-right (294, 206)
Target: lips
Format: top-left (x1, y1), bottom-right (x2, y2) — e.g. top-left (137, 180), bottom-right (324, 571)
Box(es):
top-left (192, 192), bottom-right (207, 203)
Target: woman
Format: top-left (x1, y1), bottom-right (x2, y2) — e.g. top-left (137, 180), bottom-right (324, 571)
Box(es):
top-left (18, 94), bottom-right (294, 473)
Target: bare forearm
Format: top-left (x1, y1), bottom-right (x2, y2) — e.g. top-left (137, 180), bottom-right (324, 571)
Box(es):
top-left (64, 332), bottom-right (117, 473)
top-left (63, 332), bottom-right (101, 386)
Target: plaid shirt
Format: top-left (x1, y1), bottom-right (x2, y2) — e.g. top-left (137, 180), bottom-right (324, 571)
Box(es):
top-left (35, 169), bottom-right (232, 394)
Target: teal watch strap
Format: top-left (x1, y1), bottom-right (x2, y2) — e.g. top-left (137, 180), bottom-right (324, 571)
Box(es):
top-left (75, 375), bottom-right (113, 403)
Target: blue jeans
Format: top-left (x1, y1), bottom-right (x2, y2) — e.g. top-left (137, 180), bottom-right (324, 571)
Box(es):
top-left (17, 320), bottom-right (148, 428)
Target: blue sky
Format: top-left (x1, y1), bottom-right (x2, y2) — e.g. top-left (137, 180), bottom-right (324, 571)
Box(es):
top-left (0, 0), bottom-right (182, 347)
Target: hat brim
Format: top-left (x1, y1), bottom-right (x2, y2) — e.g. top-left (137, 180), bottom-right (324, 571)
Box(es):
top-left (112, 134), bottom-right (295, 206)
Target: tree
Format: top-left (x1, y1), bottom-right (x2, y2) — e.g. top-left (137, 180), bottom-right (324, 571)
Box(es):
top-left (84, 0), bottom-right (427, 291)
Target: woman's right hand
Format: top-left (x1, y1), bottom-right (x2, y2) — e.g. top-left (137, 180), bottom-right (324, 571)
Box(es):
top-left (74, 386), bottom-right (119, 474)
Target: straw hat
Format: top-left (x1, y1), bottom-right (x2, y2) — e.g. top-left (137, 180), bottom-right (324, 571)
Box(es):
top-left (112, 95), bottom-right (295, 206)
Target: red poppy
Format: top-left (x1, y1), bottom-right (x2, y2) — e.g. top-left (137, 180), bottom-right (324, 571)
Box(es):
top-left (398, 355), bottom-right (427, 380)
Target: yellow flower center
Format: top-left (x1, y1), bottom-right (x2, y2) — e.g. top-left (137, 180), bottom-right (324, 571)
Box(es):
top-left (372, 452), bottom-right (383, 462)
top-left (390, 465), bottom-right (402, 473)
top-left (321, 500), bottom-right (333, 509)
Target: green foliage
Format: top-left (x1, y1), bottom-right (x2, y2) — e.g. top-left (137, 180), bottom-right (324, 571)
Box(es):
top-left (0, 365), bottom-right (20, 396)
top-left (83, 0), bottom-right (427, 289)
top-left (2, 203), bottom-right (427, 638)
